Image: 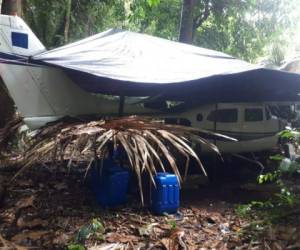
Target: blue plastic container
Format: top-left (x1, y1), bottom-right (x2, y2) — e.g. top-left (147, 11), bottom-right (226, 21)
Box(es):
top-left (151, 172), bottom-right (180, 215)
top-left (90, 159), bottom-right (129, 207)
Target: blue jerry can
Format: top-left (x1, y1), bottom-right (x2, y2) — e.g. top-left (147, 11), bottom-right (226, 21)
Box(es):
top-left (90, 159), bottom-right (129, 207)
top-left (151, 172), bottom-right (180, 215)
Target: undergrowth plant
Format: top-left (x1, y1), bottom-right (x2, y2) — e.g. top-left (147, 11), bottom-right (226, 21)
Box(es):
top-left (236, 129), bottom-right (300, 223)
top-left (68, 218), bottom-right (105, 249)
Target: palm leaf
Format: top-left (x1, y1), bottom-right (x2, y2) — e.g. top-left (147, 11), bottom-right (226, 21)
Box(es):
top-left (1, 116), bottom-right (234, 204)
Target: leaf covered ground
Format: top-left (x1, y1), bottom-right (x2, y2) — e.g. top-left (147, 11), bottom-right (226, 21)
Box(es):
top-left (0, 165), bottom-right (300, 250)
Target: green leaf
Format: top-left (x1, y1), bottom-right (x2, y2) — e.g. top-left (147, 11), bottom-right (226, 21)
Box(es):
top-left (257, 175), bottom-right (265, 184)
top-left (147, 0), bottom-right (160, 7)
top-left (91, 218), bottom-right (105, 233)
top-left (278, 130), bottom-right (300, 140)
top-left (168, 220), bottom-right (177, 230)
top-left (67, 244), bottom-right (85, 250)
top-left (76, 225), bottom-right (92, 242)
top-left (269, 154), bottom-right (284, 161)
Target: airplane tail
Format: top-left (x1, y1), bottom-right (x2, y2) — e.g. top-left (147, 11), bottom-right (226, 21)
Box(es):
top-left (0, 14), bottom-right (60, 128)
top-left (0, 14), bottom-right (45, 57)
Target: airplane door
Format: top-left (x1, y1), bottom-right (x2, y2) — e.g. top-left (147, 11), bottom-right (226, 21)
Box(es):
top-left (206, 104), bottom-right (240, 145)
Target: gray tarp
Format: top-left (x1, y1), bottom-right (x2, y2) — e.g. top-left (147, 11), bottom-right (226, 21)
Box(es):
top-left (31, 29), bottom-right (300, 101)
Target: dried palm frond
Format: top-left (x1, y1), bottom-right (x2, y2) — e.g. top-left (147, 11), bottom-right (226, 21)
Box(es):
top-left (4, 116), bottom-right (234, 204)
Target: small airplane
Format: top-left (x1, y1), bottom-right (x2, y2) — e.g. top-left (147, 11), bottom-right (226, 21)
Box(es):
top-left (0, 14), bottom-right (299, 154)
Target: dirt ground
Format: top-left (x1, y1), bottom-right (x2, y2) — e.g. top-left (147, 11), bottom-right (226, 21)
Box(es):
top-left (0, 164), bottom-right (300, 250)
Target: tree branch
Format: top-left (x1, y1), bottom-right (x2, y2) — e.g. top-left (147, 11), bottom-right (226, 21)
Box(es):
top-left (193, 0), bottom-right (211, 31)
top-left (64, 0), bottom-right (72, 43)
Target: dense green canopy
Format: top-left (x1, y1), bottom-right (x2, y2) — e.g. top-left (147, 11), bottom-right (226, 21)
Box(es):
top-left (22, 0), bottom-right (300, 63)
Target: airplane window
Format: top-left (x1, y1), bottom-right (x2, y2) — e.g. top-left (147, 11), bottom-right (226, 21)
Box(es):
top-left (269, 105), bottom-right (295, 120)
top-left (164, 118), bottom-right (177, 125)
top-left (179, 118), bottom-right (191, 126)
top-left (245, 108), bottom-right (263, 122)
top-left (269, 105), bottom-right (280, 117)
top-left (207, 109), bottom-right (238, 123)
top-left (196, 114), bottom-right (203, 121)
top-left (164, 118), bottom-right (191, 126)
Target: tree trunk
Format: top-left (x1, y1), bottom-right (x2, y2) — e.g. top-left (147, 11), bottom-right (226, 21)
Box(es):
top-left (0, 180), bottom-right (6, 207)
top-left (0, 79), bottom-right (14, 128)
top-left (64, 0), bottom-right (72, 43)
top-left (179, 0), bottom-right (195, 44)
top-left (1, 0), bottom-right (22, 16)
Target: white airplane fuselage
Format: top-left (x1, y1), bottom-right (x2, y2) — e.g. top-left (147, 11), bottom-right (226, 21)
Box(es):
top-left (160, 103), bottom-right (282, 154)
